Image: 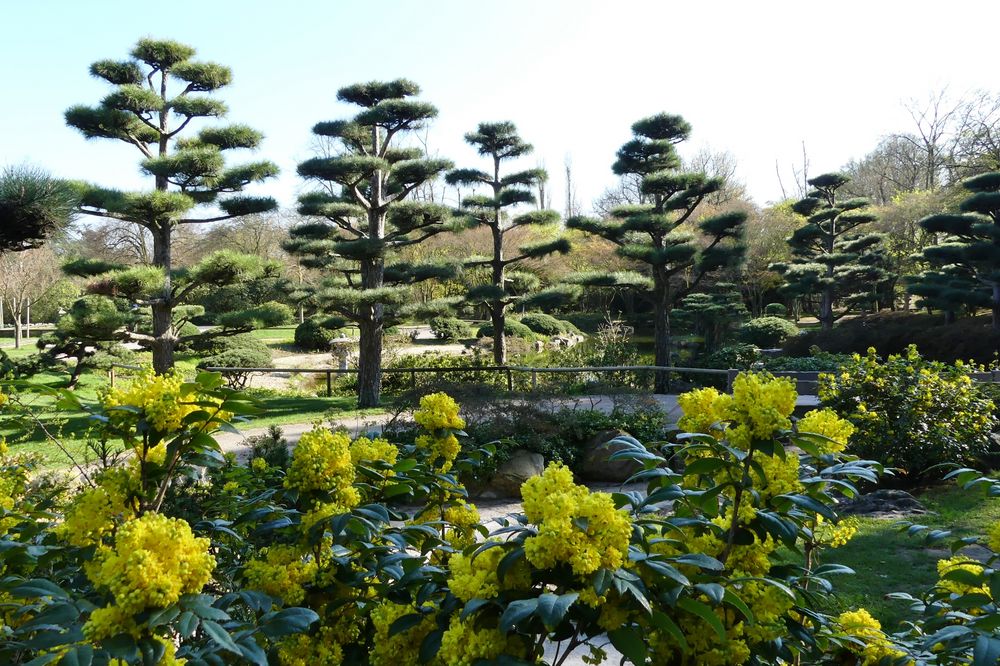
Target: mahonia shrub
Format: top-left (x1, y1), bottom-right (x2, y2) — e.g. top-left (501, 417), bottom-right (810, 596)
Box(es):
top-left (888, 468), bottom-right (1000, 663)
top-left (1, 374), bottom-right (912, 665)
top-left (818, 345), bottom-right (996, 479)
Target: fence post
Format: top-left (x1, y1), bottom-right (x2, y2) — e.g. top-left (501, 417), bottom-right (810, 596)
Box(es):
top-left (506, 367), bottom-right (513, 392)
top-left (531, 369), bottom-right (538, 391)
top-left (326, 371), bottom-right (332, 397)
top-left (726, 369), bottom-right (738, 393)
top-left (411, 370), bottom-right (416, 388)
top-left (109, 366), bottom-right (115, 387)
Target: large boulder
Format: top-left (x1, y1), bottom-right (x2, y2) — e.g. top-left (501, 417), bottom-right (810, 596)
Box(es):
top-left (479, 449), bottom-right (545, 498)
top-left (579, 430), bottom-right (644, 482)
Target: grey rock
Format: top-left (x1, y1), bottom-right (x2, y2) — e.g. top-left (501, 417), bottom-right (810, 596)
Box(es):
top-left (839, 489), bottom-right (927, 517)
top-left (579, 430), bottom-right (644, 482)
top-left (485, 449), bottom-right (545, 498)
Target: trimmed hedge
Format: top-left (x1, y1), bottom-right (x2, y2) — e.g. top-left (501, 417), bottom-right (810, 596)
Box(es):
top-left (520, 312), bottom-right (581, 336)
top-left (476, 318), bottom-right (536, 340)
top-left (295, 318), bottom-right (336, 352)
top-left (429, 316), bottom-right (472, 341)
top-left (783, 311), bottom-right (1000, 364)
top-left (739, 316), bottom-right (800, 348)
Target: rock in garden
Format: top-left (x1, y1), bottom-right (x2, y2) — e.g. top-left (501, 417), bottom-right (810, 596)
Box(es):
top-left (486, 449), bottom-right (545, 498)
top-left (839, 489), bottom-right (927, 517)
top-left (579, 430), bottom-right (644, 482)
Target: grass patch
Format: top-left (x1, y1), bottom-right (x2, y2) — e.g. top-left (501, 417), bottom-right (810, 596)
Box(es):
top-left (816, 482), bottom-right (1000, 631)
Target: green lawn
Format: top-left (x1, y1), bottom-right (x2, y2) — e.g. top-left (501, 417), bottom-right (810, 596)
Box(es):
top-left (816, 483), bottom-right (1000, 631)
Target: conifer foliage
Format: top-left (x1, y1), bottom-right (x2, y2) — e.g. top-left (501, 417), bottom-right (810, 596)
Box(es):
top-left (568, 113), bottom-right (747, 392)
top-left (0, 165), bottom-right (77, 253)
top-left (771, 173), bottom-right (888, 331)
top-left (912, 172), bottom-right (1000, 328)
top-left (286, 80), bottom-right (455, 407)
top-left (446, 122), bottom-right (568, 364)
top-left (65, 38), bottom-right (279, 373)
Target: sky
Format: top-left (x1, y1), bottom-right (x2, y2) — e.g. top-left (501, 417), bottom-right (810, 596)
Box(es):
top-left (3, 0), bottom-right (1000, 214)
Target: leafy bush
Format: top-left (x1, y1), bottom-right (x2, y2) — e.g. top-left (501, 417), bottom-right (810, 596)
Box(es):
top-left (295, 317), bottom-right (336, 351)
top-left (429, 316), bottom-right (472, 341)
top-left (476, 318), bottom-right (537, 340)
top-left (766, 349), bottom-right (850, 372)
top-left (739, 315), bottom-right (800, 347)
top-left (544, 319), bottom-right (646, 392)
top-left (764, 302), bottom-right (788, 316)
top-left (251, 300), bottom-right (295, 327)
top-left (819, 345), bottom-right (996, 479)
top-left (520, 312), bottom-right (581, 336)
top-left (195, 334), bottom-right (273, 388)
top-left (698, 343), bottom-right (762, 370)
top-left (0, 373), bottom-right (896, 665)
top-left (246, 424), bottom-right (291, 469)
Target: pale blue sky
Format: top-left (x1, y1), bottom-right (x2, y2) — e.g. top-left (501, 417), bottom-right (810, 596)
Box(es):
top-left (3, 0), bottom-right (999, 211)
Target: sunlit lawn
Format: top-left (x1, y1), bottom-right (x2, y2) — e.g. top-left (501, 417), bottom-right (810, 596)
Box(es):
top-left (814, 483), bottom-right (1000, 631)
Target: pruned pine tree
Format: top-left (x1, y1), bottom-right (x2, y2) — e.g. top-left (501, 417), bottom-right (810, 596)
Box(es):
top-left (914, 172), bottom-right (1000, 328)
top-left (906, 267), bottom-right (984, 324)
top-left (674, 282), bottom-right (747, 353)
top-left (288, 79), bottom-right (455, 407)
top-left (568, 113), bottom-right (747, 392)
top-left (446, 122), bottom-right (568, 364)
top-left (770, 173), bottom-right (887, 330)
top-left (0, 165), bottom-right (77, 253)
top-left (65, 38), bottom-right (279, 373)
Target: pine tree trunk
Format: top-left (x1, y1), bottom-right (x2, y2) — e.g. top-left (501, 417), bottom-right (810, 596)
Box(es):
top-left (820, 286), bottom-right (834, 331)
top-left (357, 250), bottom-right (385, 408)
top-left (944, 309), bottom-right (956, 325)
top-left (653, 276), bottom-right (672, 394)
top-left (491, 303), bottom-right (506, 366)
top-left (151, 223), bottom-right (175, 374)
top-left (357, 314), bottom-right (383, 408)
top-left (993, 284), bottom-right (1000, 331)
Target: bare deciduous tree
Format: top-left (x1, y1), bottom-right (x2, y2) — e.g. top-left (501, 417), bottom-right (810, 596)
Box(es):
top-left (0, 247), bottom-right (63, 347)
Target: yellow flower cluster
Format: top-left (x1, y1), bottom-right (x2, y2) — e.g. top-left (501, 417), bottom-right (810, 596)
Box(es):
top-left (57, 468), bottom-right (137, 547)
top-left (102, 369), bottom-right (225, 435)
top-left (277, 624), bottom-right (344, 665)
top-left (369, 602), bottom-right (438, 666)
top-left (520, 463), bottom-right (631, 576)
top-left (837, 608), bottom-right (907, 665)
top-left (414, 392), bottom-right (465, 431)
top-left (797, 408), bottom-right (855, 454)
top-left (988, 522), bottom-right (1000, 553)
top-left (349, 435), bottom-right (399, 469)
top-left (437, 615), bottom-right (530, 666)
top-left (244, 545), bottom-right (318, 606)
top-left (813, 515), bottom-right (858, 548)
top-left (937, 557), bottom-right (990, 598)
top-left (678, 373), bottom-right (800, 449)
top-left (284, 427), bottom-right (357, 502)
top-left (442, 500), bottom-right (481, 550)
top-left (84, 513), bottom-right (214, 639)
top-left (448, 544), bottom-right (531, 602)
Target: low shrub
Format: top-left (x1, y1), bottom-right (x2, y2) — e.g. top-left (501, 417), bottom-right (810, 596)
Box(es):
top-left (739, 315), bottom-right (800, 347)
top-left (819, 345), bottom-right (996, 479)
top-left (475, 318), bottom-right (537, 340)
top-left (766, 348), bottom-right (850, 372)
top-left (429, 316), bottom-right (473, 341)
top-left (519, 312), bottom-right (581, 336)
top-left (764, 302), bottom-right (788, 316)
top-left (246, 424), bottom-right (291, 469)
top-left (196, 337), bottom-right (272, 389)
top-left (294, 317), bottom-right (336, 351)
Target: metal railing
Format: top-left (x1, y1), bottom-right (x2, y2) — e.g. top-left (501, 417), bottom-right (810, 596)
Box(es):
top-left (107, 362), bottom-right (1000, 398)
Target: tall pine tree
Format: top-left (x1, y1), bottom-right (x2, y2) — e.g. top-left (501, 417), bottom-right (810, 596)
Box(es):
top-left (65, 38), bottom-right (279, 372)
top-left (771, 174), bottom-right (887, 330)
top-left (568, 113), bottom-right (746, 392)
top-left (445, 122), bottom-right (568, 364)
top-left (914, 172), bottom-right (1000, 328)
top-left (288, 79), bottom-right (454, 407)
